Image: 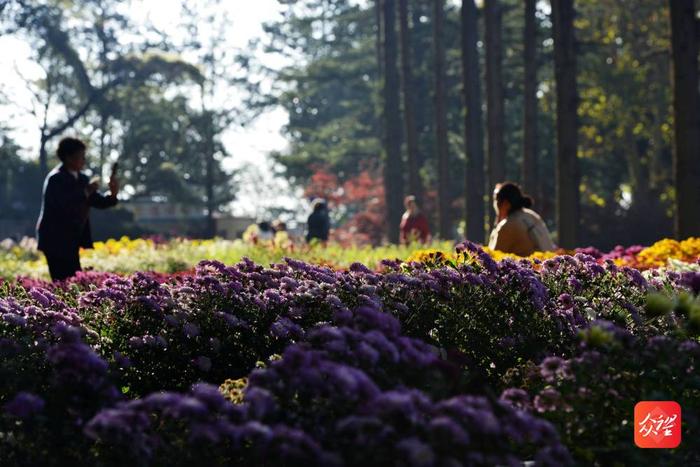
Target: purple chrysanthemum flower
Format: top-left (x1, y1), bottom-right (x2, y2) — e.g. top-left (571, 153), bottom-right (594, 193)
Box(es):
top-left (533, 388), bottom-right (563, 413)
top-left (558, 293), bottom-right (574, 310)
top-left (567, 277), bottom-right (582, 291)
top-left (29, 288), bottom-right (52, 308)
top-left (4, 392), bottom-right (45, 418)
top-left (183, 322), bottom-right (200, 338)
top-left (681, 272), bottom-right (700, 295)
top-left (500, 388), bottom-right (531, 411)
top-left (3, 313), bottom-right (26, 328)
top-left (396, 437), bottom-right (435, 467)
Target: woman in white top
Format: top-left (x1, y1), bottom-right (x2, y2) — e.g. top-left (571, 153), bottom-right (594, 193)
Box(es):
top-left (488, 182), bottom-right (556, 256)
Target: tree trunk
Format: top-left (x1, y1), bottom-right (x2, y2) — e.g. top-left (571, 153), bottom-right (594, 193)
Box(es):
top-left (375, 0), bottom-right (385, 109)
top-left (39, 88), bottom-right (52, 179)
top-left (551, 0), bottom-right (580, 248)
top-left (0, 163), bottom-right (6, 211)
top-left (98, 11), bottom-right (108, 181)
top-left (39, 135), bottom-right (48, 179)
top-left (201, 85), bottom-right (216, 239)
top-left (381, 0), bottom-right (405, 243)
top-left (669, 0), bottom-right (700, 238)
top-left (461, 0), bottom-right (486, 243)
top-left (522, 0), bottom-right (538, 196)
top-left (624, 129), bottom-right (654, 215)
top-left (398, 0), bottom-right (423, 202)
top-left (205, 128), bottom-right (216, 238)
top-left (412, 2), bottom-right (430, 171)
top-left (374, 0), bottom-right (386, 187)
top-left (484, 0), bottom-right (505, 228)
top-left (433, 0), bottom-right (451, 239)
top-left (99, 113), bottom-right (108, 180)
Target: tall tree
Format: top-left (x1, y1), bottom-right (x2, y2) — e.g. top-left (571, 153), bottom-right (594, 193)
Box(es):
top-left (13, 55), bottom-right (63, 178)
top-left (256, 1), bottom-right (381, 182)
top-left (375, 0), bottom-right (385, 168)
top-left (178, 1), bottom-right (239, 237)
top-left (239, 0), bottom-right (681, 248)
top-left (575, 0), bottom-right (675, 246)
top-left (410, 1), bottom-right (432, 176)
top-left (398, 0), bottom-right (423, 202)
top-left (381, 0), bottom-right (405, 243)
top-left (461, 0), bottom-right (485, 243)
top-left (552, 0), bottom-right (579, 248)
top-left (201, 86), bottom-right (217, 238)
top-left (8, 1), bottom-right (201, 178)
top-left (484, 0), bottom-right (505, 214)
top-left (433, 0), bottom-right (451, 239)
top-left (668, 0), bottom-right (700, 238)
top-left (521, 0), bottom-right (538, 196)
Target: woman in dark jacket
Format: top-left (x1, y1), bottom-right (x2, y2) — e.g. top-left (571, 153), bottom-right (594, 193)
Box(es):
top-left (306, 198), bottom-right (330, 243)
top-left (36, 137), bottom-right (120, 281)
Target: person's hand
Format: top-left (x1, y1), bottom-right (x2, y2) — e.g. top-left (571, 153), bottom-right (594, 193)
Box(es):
top-left (86, 181), bottom-right (99, 196)
top-left (108, 176), bottom-right (120, 197)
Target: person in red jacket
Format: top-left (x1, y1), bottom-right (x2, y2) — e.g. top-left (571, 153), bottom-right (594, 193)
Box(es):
top-left (399, 195), bottom-right (430, 244)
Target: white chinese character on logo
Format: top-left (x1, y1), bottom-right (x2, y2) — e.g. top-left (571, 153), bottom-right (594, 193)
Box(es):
top-left (661, 414), bottom-right (677, 437)
top-left (638, 412), bottom-right (663, 438)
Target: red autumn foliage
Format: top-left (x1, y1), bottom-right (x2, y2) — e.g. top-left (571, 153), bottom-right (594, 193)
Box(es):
top-left (304, 167), bottom-right (386, 245)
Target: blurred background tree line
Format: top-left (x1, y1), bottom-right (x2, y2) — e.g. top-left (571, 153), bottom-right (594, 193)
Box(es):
top-left (1, 0), bottom-right (698, 249)
top-left (0, 0), bottom-right (239, 239)
top-left (244, 0), bottom-right (699, 248)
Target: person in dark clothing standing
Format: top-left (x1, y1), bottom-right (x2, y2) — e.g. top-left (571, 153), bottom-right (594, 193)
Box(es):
top-left (306, 198), bottom-right (330, 243)
top-left (36, 137), bottom-right (120, 281)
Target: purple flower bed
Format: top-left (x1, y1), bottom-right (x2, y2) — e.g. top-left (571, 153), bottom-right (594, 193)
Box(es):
top-left (1, 243), bottom-right (699, 465)
top-left (84, 307), bottom-right (571, 466)
top-left (502, 323), bottom-right (700, 465)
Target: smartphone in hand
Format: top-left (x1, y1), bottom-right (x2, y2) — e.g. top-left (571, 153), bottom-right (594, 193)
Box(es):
top-left (108, 162), bottom-right (120, 197)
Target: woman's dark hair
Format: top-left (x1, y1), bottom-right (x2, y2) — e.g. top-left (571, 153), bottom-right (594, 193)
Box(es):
top-left (56, 137), bottom-right (86, 162)
top-left (495, 182), bottom-right (533, 212)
